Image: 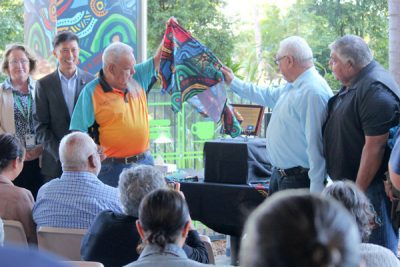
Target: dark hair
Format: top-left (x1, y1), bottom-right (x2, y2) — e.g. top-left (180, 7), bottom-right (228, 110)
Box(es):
top-left (240, 190), bottom-right (361, 267)
top-left (322, 180), bottom-right (375, 242)
top-left (138, 189), bottom-right (190, 250)
top-left (53, 31), bottom-right (79, 49)
top-left (0, 134), bottom-right (25, 172)
top-left (1, 43), bottom-right (37, 75)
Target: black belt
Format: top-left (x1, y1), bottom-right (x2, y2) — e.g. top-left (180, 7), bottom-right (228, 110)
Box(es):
top-left (277, 166), bottom-right (309, 177)
top-left (102, 152), bottom-right (147, 164)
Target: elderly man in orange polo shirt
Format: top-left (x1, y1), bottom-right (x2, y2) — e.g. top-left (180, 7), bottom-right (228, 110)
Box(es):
top-left (70, 40), bottom-right (162, 186)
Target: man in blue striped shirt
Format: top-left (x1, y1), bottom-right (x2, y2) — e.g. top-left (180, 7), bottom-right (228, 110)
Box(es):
top-left (221, 36), bottom-right (332, 194)
top-left (33, 132), bottom-right (122, 229)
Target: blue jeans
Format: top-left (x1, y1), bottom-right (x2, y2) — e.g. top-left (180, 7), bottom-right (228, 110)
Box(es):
top-left (366, 179), bottom-right (398, 254)
top-left (98, 151), bottom-right (154, 187)
top-left (269, 168), bottom-right (310, 196)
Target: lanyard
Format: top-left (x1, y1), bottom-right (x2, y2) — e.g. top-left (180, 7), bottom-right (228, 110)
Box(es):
top-left (13, 91), bottom-right (32, 125)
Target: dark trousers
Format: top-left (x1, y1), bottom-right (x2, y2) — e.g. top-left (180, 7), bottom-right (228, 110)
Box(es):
top-left (366, 179), bottom-right (398, 254)
top-left (268, 167), bottom-right (310, 196)
top-left (13, 158), bottom-right (44, 199)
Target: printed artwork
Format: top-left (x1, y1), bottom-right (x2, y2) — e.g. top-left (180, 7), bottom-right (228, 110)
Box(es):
top-left (24, 0), bottom-right (142, 77)
top-left (159, 20), bottom-right (242, 137)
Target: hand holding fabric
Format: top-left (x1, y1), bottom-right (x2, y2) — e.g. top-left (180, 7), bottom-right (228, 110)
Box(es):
top-left (221, 66), bottom-right (234, 85)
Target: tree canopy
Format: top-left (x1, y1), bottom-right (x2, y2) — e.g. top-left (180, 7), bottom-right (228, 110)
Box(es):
top-left (0, 0), bottom-right (391, 89)
top-left (0, 0), bottom-right (24, 52)
top-left (147, 0), bottom-right (235, 64)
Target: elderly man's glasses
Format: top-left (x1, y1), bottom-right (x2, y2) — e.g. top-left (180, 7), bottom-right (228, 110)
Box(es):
top-left (274, 56), bottom-right (287, 65)
top-left (9, 59), bottom-right (29, 66)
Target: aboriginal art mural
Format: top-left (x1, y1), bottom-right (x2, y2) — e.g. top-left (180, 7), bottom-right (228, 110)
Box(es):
top-left (24, 0), bottom-right (143, 77)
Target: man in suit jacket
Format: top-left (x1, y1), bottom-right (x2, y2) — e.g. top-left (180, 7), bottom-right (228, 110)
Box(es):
top-left (34, 31), bottom-right (95, 180)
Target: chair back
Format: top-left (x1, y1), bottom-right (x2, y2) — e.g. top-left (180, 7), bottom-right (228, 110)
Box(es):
top-left (63, 261), bottom-right (104, 267)
top-left (37, 227), bottom-right (87, 260)
top-left (3, 220), bottom-right (28, 247)
top-left (199, 234), bottom-right (215, 264)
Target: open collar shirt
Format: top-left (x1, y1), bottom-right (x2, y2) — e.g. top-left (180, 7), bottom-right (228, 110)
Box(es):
top-left (58, 68), bottom-right (78, 116)
top-left (32, 171), bottom-right (122, 229)
top-left (229, 67), bottom-right (333, 192)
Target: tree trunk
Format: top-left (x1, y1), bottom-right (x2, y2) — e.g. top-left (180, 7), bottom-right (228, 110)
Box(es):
top-left (389, 0), bottom-right (400, 85)
top-left (252, 1), bottom-right (265, 84)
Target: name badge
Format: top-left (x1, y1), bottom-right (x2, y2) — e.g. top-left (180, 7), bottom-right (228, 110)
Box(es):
top-left (25, 134), bottom-right (36, 149)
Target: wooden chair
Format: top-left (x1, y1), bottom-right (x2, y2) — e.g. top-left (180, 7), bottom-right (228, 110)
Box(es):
top-left (200, 234), bottom-right (215, 265)
top-left (3, 220), bottom-right (28, 247)
top-left (37, 227), bottom-right (87, 260)
top-left (63, 261), bottom-right (104, 267)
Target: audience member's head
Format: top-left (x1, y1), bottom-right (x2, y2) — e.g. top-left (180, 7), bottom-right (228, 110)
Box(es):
top-left (322, 180), bottom-right (375, 242)
top-left (118, 165), bottom-right (166, 217)
top-left (59, 132), bottom-right (101, 175)
top-left (0, 217), bottom-right (4, 246)
top-left (136, 189), bottom-right (191, 251)
top-left (0, 133), bottom-right (25, 180)
top-left (240, 190), bottom-right (361, 267)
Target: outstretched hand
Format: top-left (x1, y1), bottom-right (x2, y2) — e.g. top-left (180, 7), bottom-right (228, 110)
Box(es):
top-left (166, 16), bottom-right (178, 27)
top-left (220, 66), bottom-right (234, 85)
top-left (155, 17), bottom-right (179, 71)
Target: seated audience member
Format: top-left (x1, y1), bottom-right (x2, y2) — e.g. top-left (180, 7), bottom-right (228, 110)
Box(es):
top-left (323, 181), bottom-right (400, 266)
top-left (81, 165), bottom-right (208, 267)
top-left (32, 132), bottom-right (122, 229)
top-left (125, 189), bottom-right (208, 267)
top-left (0, 218), bottom-right (3, 246)
top-left (389, 138), bottom-right (400, 190)
top-left (0, 244), bottom-right (70, 267)
top-left (0, 133), bottom-right (36, 243)
top-left (240, 190), bottom-right (361, 267)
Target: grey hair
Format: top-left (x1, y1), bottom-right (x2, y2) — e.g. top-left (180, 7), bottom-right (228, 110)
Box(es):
top-left (322, 180), bottom-right (375, 242)
top-left (0, 218), bottom-right (3, 246)
top-left (240, 190), bottom-right (361, 267)
top-left (118, 165), bottom-right (166, 216)
top-left (278, 36), bottom-right (313, 66)
top-left (59, 132), bottom-right (96, 170)
top-left (102, 42), bottom-right (134, 68)
top-left (329, 35), bottom-right (373, 69)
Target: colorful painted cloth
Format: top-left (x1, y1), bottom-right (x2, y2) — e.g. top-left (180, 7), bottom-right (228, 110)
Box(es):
top-left (159, 21), bottom-right (241, 137)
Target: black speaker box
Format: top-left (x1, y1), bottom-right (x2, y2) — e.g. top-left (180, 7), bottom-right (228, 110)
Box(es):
top-left (204, 138), bottom-right (271, 184)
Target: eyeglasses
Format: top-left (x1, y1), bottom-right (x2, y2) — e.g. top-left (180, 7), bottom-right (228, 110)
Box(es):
top-left (9, 59), bottom-right (29, 66)
top-left (274, 56), bottom-right (287, 65)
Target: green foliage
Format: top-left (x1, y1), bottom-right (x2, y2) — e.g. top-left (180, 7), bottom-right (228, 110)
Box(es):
top-left (0, 0), bottom-right (23, 80)
top-left (0, 0), bottom-right (24, 52)
top-left (310, 0), bottom-right (389, 68)
top-left (230, 0), bottom-right (389, 89)
top-left (147, 0), bottom-right (235, 63)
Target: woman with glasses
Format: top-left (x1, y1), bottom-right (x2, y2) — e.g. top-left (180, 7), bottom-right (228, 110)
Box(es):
top-left (0, 44), bottom-right (44, 199)
top-left (0, 133), bottom-right (36, 244)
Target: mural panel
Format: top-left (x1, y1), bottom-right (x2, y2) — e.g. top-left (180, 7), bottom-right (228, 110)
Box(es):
top-left (24, 0), bottom-right (143, 77)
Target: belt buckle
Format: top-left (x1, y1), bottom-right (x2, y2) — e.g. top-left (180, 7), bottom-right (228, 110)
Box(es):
top-left (125, 155), bottom-right (139, 164)
top-left (278, 169), bottom-right (286, 177)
